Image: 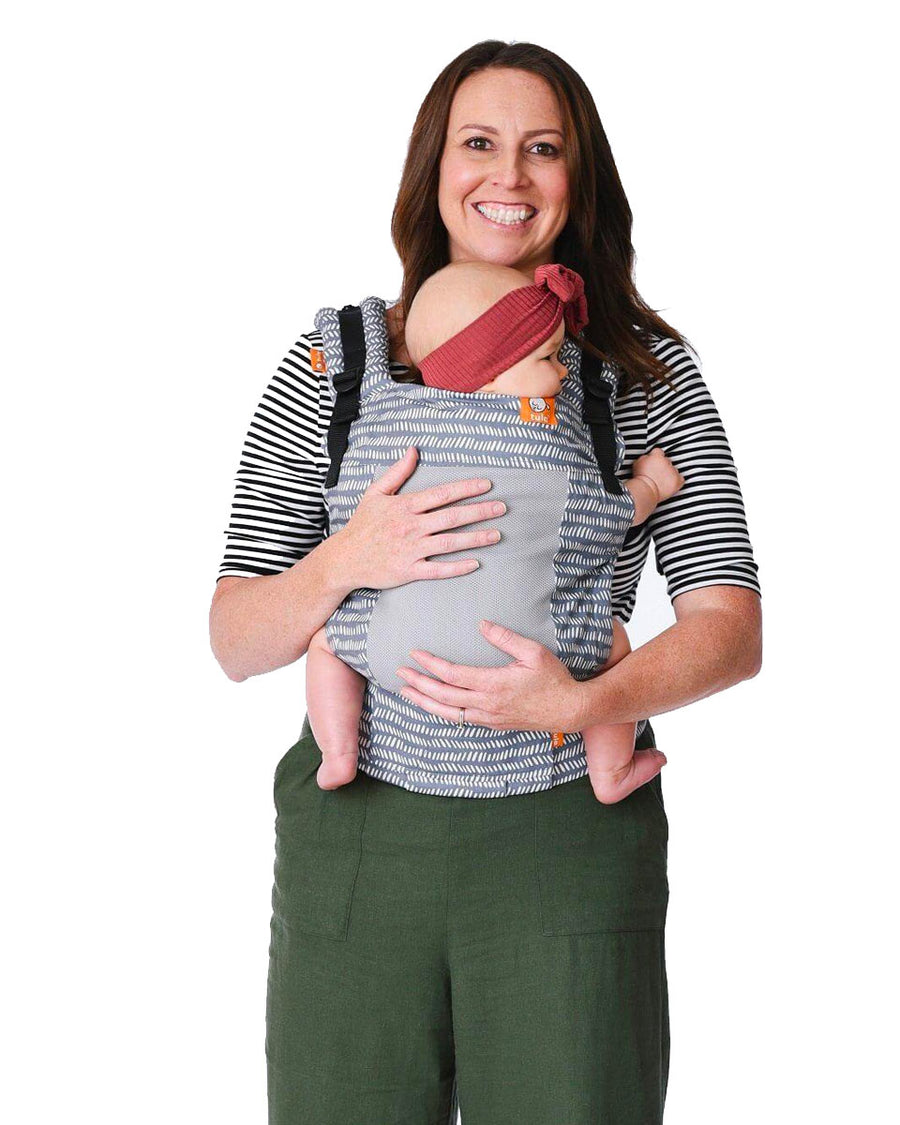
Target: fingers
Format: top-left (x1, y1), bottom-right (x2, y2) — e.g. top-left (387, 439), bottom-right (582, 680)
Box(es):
top-left (479, 619), bottom-right (543, 661)
top-left (370, 445), bottom-right (418, 496)
top-left (366, 460), bottom-right (510, 571)
top-left (397, 683), bottom-right (495, 727)
top-left (412, 557), bottom-right (483, 579)
top-left (414, 526), bottom-right (503, 566)
top-left (419, 496), bottom-right (507, 534)
top-left (395, 669), bottom-right (484, 718)
top-left (632, 447), bottom-right (684, 502)
top-left (400, 649), bottom-right (485, 690)
top-left (405, 476), bottom-right (497, 515)
top-left (410, 492), bottom-right (508, 568)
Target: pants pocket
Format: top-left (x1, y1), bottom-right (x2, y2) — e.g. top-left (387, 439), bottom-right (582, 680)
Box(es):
top-left (271, 714), bottom-right (369, 942)
top-left (534, 767), bottom-right (669, 936)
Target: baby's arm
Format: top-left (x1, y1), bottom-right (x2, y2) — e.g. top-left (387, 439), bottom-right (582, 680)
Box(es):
top-left (626, 447), bottom-right (685, 525)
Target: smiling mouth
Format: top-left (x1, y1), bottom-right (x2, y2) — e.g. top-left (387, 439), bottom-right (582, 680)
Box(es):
top-left (472, 202), bottom-right (537, 228)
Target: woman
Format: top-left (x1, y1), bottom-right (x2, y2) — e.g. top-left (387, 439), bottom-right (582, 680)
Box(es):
top-left (210, 41), bottom-right (762, 1124)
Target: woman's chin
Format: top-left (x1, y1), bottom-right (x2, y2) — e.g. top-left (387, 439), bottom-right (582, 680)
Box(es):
top-left (462, 236), bottom-right (536, 270)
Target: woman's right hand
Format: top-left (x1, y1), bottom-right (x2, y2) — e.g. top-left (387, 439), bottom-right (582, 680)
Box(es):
top-left (334, 446), bottom-right (507, 590)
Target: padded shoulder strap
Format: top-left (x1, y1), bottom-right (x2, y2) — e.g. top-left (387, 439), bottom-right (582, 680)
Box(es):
top-left (313, 296), bottom-right (393, 401)
top-left (312, 297), bottom-right (397, 540)
top-left (313, 296), bottom-right (394, 500)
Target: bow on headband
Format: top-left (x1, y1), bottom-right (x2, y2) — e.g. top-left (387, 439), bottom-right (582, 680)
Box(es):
top-left (532, 263), bottom-right (589, 337)
top-left (418, 262), bottom-right (590, 393)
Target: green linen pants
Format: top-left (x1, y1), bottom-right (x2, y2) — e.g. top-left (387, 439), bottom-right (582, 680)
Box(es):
top-left (266, 715), bottom-right (669, 1124)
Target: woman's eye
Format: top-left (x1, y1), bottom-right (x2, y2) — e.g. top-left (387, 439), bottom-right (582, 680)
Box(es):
top-left (463, 137), bottom-right (560, 156)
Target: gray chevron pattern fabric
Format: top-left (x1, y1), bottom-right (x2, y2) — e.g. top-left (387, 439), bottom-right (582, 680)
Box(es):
top-left (312, 296), bottom-right (643, 797)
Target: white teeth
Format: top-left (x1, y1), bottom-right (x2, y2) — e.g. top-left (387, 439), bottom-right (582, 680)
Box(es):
top-left (475, 203), bottom-right (534, 225)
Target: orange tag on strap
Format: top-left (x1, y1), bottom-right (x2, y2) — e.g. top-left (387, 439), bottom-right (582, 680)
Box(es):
top-left (310, 347), bottom-right (327, 373)
top-left (551, 731), bottom-right (565, 748)
top-left (519, 396), bottom-right (557, 425)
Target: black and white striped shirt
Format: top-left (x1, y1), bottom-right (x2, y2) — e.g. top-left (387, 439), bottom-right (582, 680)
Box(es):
top-left (217, 325), bottom-right (761, 621)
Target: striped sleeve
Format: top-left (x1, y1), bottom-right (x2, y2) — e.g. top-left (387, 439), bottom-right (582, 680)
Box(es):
top-left (217, 333), bottom-right (330, 581)
top-left (611, 337), bottom-right (761, 619)
top-left (645, 339), bottom-right (761, 600)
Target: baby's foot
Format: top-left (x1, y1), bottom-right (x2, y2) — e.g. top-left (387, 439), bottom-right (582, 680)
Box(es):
top-left (316, 747), bottom-right (360, 790)
top-left (586, 748), bottom-right (667, 805)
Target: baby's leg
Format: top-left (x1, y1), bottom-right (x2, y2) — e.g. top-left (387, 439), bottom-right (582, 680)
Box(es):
top-left (306, 626), bottom-right (367, 790)
top-left (582, 619), bottom-right (667, 804)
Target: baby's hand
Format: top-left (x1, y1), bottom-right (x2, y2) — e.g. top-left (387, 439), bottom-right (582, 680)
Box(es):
top-left (631, 447), bottom-right (684, 505)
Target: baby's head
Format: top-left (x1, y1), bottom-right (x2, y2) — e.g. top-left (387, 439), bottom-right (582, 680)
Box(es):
top-left (405, 260), bottom-right (586, 399)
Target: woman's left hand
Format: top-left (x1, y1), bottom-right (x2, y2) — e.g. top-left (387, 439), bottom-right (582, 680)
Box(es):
top-left (395, 620), bottom-right (588, 732)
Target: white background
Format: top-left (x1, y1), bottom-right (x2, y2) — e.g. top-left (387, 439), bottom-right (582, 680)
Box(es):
top-left (3, 2), bottom-right (896, 1121)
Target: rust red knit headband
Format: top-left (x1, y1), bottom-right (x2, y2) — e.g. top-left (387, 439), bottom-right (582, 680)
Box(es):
top-left (417, 263), bottom-right (589, 393)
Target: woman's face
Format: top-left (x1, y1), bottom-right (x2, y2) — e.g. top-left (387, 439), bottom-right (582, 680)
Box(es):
top-left (438, 68), bottom-right (570, 277)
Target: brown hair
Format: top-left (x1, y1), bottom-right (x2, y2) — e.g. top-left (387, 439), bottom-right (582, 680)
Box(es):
top-left (390, 40), bottom-right (695, 399)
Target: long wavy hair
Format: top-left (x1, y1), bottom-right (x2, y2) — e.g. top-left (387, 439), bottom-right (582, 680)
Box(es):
top-left (390, 40), bottom-right (694, 399)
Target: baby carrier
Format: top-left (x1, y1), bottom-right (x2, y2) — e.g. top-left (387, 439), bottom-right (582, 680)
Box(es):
top-left (312, 295), bottom-right (646, 797)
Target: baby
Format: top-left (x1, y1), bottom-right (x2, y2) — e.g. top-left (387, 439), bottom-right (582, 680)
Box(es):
top-left (306, 260), bottom-right (683, 803)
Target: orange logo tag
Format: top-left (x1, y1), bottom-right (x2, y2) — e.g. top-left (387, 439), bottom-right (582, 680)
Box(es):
top-left (519, 396), bottom-right (557, 425)
top-left (551, 731), bottom-right (565, 748)
top-left (310, 347), bottom-right (327, 373)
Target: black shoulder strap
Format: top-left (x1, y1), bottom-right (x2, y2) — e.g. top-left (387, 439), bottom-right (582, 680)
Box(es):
top-left (579, 347), bottom-right (624, 495)
top-left (322, 305), bottom-right (367, 536)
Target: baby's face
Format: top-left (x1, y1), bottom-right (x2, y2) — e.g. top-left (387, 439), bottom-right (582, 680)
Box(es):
top-left (477, 320), bottom-right (568, 398)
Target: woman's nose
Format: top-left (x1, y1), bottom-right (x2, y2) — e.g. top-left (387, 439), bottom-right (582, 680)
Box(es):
top-left (492, 154), bottom-right (528, 187)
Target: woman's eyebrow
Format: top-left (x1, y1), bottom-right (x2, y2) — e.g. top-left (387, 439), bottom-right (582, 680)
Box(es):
top-left (456, 123), bottom-right (564, 138)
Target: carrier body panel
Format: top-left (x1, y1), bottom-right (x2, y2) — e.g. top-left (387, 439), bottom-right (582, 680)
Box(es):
top-left (314, 296), bottom-right (640, 798)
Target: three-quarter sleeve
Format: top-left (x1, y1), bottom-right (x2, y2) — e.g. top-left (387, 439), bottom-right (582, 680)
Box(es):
top-left (217, 333), bottom-right (329, 581)
top-left (611, 336), bottom-right (761, 620)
